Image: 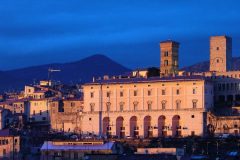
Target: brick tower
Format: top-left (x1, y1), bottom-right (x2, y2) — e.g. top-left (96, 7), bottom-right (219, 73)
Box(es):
top-left (160, 40), bottom-right (179, 77)
top-left (210, 36), bottom-right (232, 72)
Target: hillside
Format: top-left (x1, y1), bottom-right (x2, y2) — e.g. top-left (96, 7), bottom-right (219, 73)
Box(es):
top-left (0, 54), bottom-right (130, 92)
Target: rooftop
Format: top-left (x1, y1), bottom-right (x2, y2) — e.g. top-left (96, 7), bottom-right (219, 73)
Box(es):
top-left (41, 141), bottom-right (114, 151)
top-left (84, 75), bottom-right (208, 86)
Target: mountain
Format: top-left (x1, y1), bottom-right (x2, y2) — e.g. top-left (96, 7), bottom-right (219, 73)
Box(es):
top-left (182, 57), bottom-right (240, 72)
top-left (0, 54), bottom-right (130, 92)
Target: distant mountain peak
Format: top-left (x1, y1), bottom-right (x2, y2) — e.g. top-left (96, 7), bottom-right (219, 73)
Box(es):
top-left (182, 56), bottom-right (240, 72)
top-left (0, 54), bottom-right (130, 92)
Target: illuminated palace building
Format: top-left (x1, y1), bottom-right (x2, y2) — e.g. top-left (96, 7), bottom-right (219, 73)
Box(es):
top-left (81, 36), bottom-right (240, 138)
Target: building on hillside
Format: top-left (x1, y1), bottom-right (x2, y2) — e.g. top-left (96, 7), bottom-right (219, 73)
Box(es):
top-left (0, 129), bottom-right (20, 160)
top-left (27, 98), bottom-right (51, 123)
top-left (82, 76), bottom-right (213, 138)
top-left (0, 99), bottom-right (29, 115)
top-left (50, 98), bottom-right (83, 132)
top-left (40, 140), bottom-right (116, 160)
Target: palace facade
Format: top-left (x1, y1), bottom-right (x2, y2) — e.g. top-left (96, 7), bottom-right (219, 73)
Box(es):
top-left (79, 35), bottom-right (240, 138)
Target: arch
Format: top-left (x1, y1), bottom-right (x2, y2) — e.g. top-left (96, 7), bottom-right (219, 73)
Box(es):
top-left (172, 115), bottom-right (181, 137)
top-left (102, 117), bottom-right (110, 137)
top-left (158, 115), bottom-right (166, 137)
top-left (116, 116), bottom-right (124, 138)
top-left (130, 116), bottom-right (138, 138)
top-left (144, 116), bottom-right (152, 138)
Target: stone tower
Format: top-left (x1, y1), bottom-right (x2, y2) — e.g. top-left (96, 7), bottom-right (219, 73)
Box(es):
top-left (160, 40), bottom-right (179, 76)
top-left (210, 36), bottom-right (232, 72)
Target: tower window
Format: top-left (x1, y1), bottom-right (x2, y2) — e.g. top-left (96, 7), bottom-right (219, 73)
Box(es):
top-left (216, 47), bottom-right (219, 50)
top-left (164, 60), bottom-right (168, 66)
top-left (164, 51), bottom-right (168, 57)
top-left (216, 59), bottom-right (219, 63)
top-left (90, 92), bottom-right (94, 98)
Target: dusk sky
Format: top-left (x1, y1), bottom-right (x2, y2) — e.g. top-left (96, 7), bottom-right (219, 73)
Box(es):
top-left (1, 0), bottom-right (240, 70)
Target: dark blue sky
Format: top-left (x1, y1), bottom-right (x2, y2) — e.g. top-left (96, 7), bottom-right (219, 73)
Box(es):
top-left (1, 0), bottom-right (240, 70)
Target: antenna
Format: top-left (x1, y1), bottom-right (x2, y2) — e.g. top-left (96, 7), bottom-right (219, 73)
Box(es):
top-left (48, 68), bottom-right (61, 86)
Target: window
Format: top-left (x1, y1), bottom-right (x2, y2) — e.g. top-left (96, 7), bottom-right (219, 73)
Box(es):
top-left (176, 89), bottom-right (180, 95)
top-left (147, 103), bottom-right (152, 111)
top-left (164, 60), bottom-right (168, 66)
top-left (33, 110), bottom-right (35, 115)
top-left (3, 149), bottom-right (6, 156)
top-left (120, 91), bottom-right (124, 97)
top-left (164, 51), bottom-right (168, 57)
top-left (193, 88), bottom-right (196, 94)
top-left (71, 102), bottom-right (75, 107)
top-left (89, 118), bottom-right (92, 121)
top-left (162, 102), bottom-right (166, 110)
top-left (107, 92), bottom-right (110, 97)
top-left (90, 103), bottom-right (95, 112)
top-left (106, 104), bottom-right (110, 111)
top-left (148, 90), bottom-right (151, 96)
top-left (191, 115), bottom-right (195, 118)
top-left (133, 102), bottom-right (138, 111)
top-left (42, 117), bottom-right (46, 121)
top-left (192, 100), bottom-right (197, 109)
top-left (90, 92), bottom-right (94, 98)
top-left (120, 104), bottom-right (124, 111)
top-left (216, 47), bottom-right (219, 50)
top-left (162, 89), bottom-right (166, 95)
top-left (176, 100), bottom-right (181, 109)
top-left (134, 90), bottom-right (137, 96)
top-left (40, 110), bottom-right (42, 115)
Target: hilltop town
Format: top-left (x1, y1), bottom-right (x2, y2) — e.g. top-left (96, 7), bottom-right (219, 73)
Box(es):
top-left (0, 35), bottom-right (240, 159)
